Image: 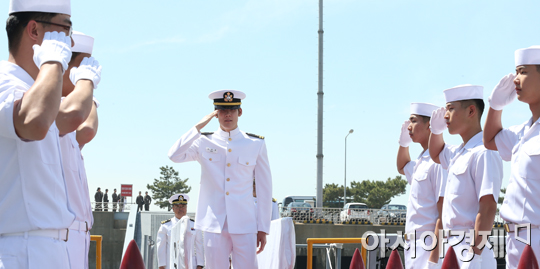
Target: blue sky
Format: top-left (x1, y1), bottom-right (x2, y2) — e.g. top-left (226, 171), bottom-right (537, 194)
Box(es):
top-left (1, 0), bottom-right (538, 212)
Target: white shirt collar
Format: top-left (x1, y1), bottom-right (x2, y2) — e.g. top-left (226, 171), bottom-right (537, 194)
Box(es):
top-left (418, 149), bottom-right (430, 160)
top-left (215, 127), bottom-right (241, 138)
top-left (462, 131), bottom-right (483, 151)
top-left (0, 61), bottom-right (34, 90)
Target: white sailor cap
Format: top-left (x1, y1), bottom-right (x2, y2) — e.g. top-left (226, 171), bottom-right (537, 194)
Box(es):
top-left (72, 31), bottom-right (94, 54)
top-left (169, 194), bottom-right (189, 205)
top-left (515, 46), bottom-right (540, 67)
top-left (443, 85), bottom-right (483, 103)
top-left (208, 89), bottom-right (246, 110)
top-left (9, 0), bottom-right (71, 15)
top-left (410, 103), bottom-right (439, 117)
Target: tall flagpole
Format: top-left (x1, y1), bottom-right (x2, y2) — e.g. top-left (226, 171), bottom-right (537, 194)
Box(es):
top-left (316, 0), bottom-right (324, 208)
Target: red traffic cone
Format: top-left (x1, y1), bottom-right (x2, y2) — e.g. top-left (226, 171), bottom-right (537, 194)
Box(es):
top-left (120, 240), bottom-right (146, 269)
top-left (518, 245), bottom-right (539, 269)
top-left (350, 248), bottom-right (365, 269)
top-left (385, 249), bottom-right (403, 269)
top-left (441, 247), bottom-right (459, 269)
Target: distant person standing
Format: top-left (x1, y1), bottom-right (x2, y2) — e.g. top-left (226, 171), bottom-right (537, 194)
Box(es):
top-left (157, 194), bottom-right (204, 269)
top-left (103, 189), bottom-right (109, 211)
top-left (136, 191), bottom-right (144, 212)
top-left (95, 187), bottom-right (103, 211)
top-left (112, 189), bottom-right (119, 212)
top-left (144, 191), bottom-right (152, 211)
top-left (119, 194), bottom-right (124, 212)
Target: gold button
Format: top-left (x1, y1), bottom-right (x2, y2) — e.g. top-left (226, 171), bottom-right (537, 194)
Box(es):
top-left (227, 163), bottom-right (231, 167)
top-left (228, 138), bottom-right (232, 141)
top-left (227, 178), bottom-right (230, 181)
top-left (209, 158), bottom-right (212, 161)
top-left (228, 149), bottom-right (232, 152)
top-left (226, 192), bottom-right (229, 195)
top-left (246, 162), bottom-right (249, 165)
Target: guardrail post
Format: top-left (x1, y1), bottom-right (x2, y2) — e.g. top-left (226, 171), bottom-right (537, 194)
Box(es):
top-left (90, 235), bottom-right (103, 269)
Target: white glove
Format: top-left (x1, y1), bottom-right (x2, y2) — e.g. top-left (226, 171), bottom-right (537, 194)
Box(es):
top-left (429, 107), bottom-right (447, 135)
top-left (398, 120), bottom-right (412, 147)
top-left (488, 73), bottom-right (517, 110)
top-left (425, 261), bottom-right (442, 269)
top-left (461, 251), bottom-right (482, 269)
top-left (70, 57), bottom-right (102, 89)
top-left (32, 31), bottom-right (72, 73)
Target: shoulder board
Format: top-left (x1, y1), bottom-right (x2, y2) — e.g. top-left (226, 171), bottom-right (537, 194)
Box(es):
top-left (246, 132), bottom-right (265, 139)
top-left (201, 132), bottom-right (214, 136)
top-left (161, 219), bottom-right (171, 224)
top-left (272, 198), bottom-right (277, 202)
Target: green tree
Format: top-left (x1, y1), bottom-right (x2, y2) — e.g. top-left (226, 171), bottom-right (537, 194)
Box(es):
top-left (323, 183), bottom-right (351, 208)
top-left (498, 188), bottom-right (506, 205)
top-left (147, 166), bottom-right (192, 211)
top-left (349, 175), bottom-right (407, 209)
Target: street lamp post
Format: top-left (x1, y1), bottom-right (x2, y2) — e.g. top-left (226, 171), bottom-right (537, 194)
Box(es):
top-left (344, 129), bottom-right (354, 207)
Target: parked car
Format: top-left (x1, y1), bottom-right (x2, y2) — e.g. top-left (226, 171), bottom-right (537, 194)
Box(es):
top-left (340, 203), bottom-right (370, 222)
top-left (377, 204), bottom-right (407, 222)
top-left (284, 202), bottom-right (313, 220)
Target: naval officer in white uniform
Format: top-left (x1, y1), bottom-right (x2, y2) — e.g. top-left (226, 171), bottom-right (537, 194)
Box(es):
top-left (157, 194), bottom-right (204, 269)
top-left (429, 85), bottom-right (502, 269)
top-left (483, 46), bottom-right (540, 268)
top-left (396, 103), bottom-right (447, 269)
top-left (59, 31), bottom-right (101, 269)
top-left (0, 0), bottom-right (76, 267)
top-left (168, 89), bottom-right (272, 269)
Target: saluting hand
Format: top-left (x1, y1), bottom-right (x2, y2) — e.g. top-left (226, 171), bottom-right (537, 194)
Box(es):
top-left (489, 73), bottom-right (516, 111)
top-left (195, 111), bottom-right (218, 132)
top-left (429, 107), bottom-right (447, 135)
top-left (398, 120), bottom-right (412, 147)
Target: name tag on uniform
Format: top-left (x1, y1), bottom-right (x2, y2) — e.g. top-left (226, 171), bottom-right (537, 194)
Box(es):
top-left (206, 147), bottom-right (217, 153)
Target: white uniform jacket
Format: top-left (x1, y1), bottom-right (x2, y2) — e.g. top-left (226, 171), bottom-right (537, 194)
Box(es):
top-left (60, 126), bottom-right (93, 231)
top-left (157, 217), bottom-right (204, 269)
top-left (0, 61), bottom-right (74, 234)
top-left (403, 149), bottom-right (447, 234)
top-left (168, 127), bottom-right (272, 234)
top-left (496, 117), bottom-right (540, 225)
top-left (438, 132), bottom-right (503, 230)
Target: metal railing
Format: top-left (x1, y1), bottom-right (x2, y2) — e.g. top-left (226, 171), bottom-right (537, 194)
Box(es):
top-left (306, 238), bottom-right (367, 269)
top-left (279, 206), bottom-right (504, 225)
top-left (279, 207), bottom-right (403, 224)
top-left (91, 202), bottom-right (132, 212)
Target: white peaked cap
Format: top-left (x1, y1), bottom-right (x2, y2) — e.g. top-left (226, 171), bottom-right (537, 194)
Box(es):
top-left (410, 103), bottom-right (439, 117)
top-left (9, 0), bottom-right (71, 15)
top-left (208, 89), bottom-right (246, 100)
top-left (515, 46), bottom-right (540, 67)
top-left (169, 194), bottom-right (189, 205)
top-left (443, 85), bottom-right (483, 103)
top-left (72, 31), bottom-right (94, 54)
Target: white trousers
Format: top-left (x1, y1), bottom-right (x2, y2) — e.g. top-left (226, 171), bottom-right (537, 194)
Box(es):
top-left (204, 220), bottom-right (257, 269)
top-left (405, 236), bottom-right (432, 269)
top-left (0, 235), bottom-right (70, 268)
top-left (443, 236), bottom-right (496, 268)
top-left (506, 228), bottom-right (540, 269)
top-left (66, 230), bottom-right (90, 269)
